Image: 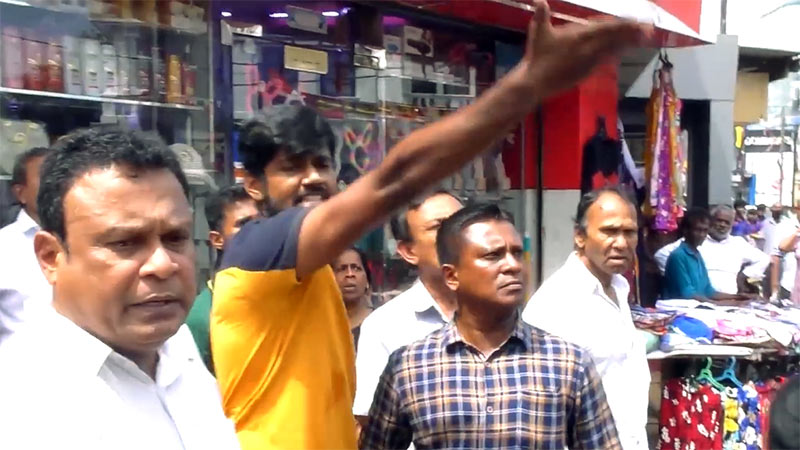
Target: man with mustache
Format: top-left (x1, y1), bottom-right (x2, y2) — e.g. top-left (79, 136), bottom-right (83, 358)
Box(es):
top-left (522, 187), bottom-right (650, 450)
top-left (361, 204), bottom-right (619, 449)
top-left (210, 3), bottom-right (651, 448)
top-left (0, 128), bottom-right (240, 449)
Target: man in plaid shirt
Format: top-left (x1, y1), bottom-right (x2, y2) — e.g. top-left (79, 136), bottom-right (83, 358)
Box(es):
top-left (360, 204), bottom-right (621, 450)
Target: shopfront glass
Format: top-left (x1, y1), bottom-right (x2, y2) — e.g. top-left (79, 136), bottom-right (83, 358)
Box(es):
top-left (219, 1), bottom-right (533, 301)
top-left (0, 0), bottom-right (218, 288)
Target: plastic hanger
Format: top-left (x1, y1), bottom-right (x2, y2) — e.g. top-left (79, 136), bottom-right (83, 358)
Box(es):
top-left (714, 357), bottom-right (744, 388)
top-left (697, 357), bottom-right (725, 391)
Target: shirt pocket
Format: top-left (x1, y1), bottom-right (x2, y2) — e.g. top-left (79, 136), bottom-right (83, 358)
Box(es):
top-left (503, 388), bottom-right (568, 444)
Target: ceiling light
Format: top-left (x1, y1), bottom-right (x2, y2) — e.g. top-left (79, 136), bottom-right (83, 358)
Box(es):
top-left (322, 11), bottom-right (339, 17)
top-left (221, 11), bottom-right (232, 17)
top-left (268, 12), bottom-right (289, 18)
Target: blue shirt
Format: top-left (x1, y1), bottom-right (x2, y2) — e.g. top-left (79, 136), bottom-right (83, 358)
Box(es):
top-left (662, 241), bottom-right (716, 299)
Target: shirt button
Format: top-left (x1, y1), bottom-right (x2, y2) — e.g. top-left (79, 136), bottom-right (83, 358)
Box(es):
top-left (484, 361), bottom-right (491, 368)
top-left (486, 405), bottom-right (494, 413)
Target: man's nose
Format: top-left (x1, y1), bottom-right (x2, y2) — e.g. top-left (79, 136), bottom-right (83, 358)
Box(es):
top-left (140, 245), bottom-right (179, 279)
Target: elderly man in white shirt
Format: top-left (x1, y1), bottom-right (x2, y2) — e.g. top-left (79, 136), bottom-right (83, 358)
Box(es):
top-left (523, 187), bottom-right (650, 450)
top-left (353, 190), bottom-right (462, 423)
top-left (0, 147), bottom-right (52, 346)
top-left (654, 205), bottom-right (769, 295)
top-left (0, 128), bottom-right (239, 450)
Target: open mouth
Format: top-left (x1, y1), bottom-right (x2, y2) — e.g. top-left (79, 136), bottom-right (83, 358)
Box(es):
top-left (295, 194), bottom-right (327, 206)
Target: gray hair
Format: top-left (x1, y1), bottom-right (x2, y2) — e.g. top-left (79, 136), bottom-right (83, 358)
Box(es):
top-left (710, 204), bottom-right (735, 218)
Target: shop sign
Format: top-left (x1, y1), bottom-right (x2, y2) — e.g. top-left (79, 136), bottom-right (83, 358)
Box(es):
top-left (284, 45), bottom-right (328, 75)
top-left (743, 128), bottom-right (795, 152)
top-left (287, 6), bottom-right (327, 34)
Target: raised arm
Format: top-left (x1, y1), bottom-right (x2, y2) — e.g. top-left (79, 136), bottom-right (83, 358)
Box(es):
top-left (294, 1), bottom-right (650, 277)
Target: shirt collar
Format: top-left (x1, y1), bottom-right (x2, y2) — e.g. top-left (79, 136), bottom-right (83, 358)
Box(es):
top-left (15, 209), bottom-right (39, 235)
top-left (45, 307), bottom-right (191, 386)
top-left (442, 313), bottom-right (531, 352)
top-left (565, 252), bottom-right (628, 300)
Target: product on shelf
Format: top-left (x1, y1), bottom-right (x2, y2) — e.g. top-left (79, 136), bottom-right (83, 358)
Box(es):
top-left (133, 0), bottom-right (157, 24)
top-left (62, 36), bottom-right (83, 94)
top-left (181, 45), bottom-right (196, 104)
top-left (133, 47), bottom-right (151, 98)
top-left (22, 30), bottom-right (46, 91)
top-left (81, 38), bottom-right (102, 96)
top-left (166, 53), bottom-right (182, 103)
top-left (1, 27), bottom-right (24, 89)
top-left (114, 38), bottom-right (131, 96)
top-left (44, 36), bottom-right (64, 92)
top-left (152, 49), bottom-right (167, 101)
top-left (101, 43), bottom-right (118, 96)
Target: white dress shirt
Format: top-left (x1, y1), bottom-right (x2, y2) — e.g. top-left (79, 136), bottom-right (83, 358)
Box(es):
top-left (0, 308), bottom-right (240, 450)
top-left (522, 252), bottom-right (650, 450)
top-left (655, 236), bottom-right (769, 294)
top-left (0, 209), bottom-right (51, 346)
top-left (701, 235), bottom-right (770, 294)
top-left (353, 280), bottom-right (450, 416)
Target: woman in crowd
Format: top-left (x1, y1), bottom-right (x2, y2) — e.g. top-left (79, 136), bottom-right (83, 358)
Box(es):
top-left (332, 247), bottom-right (374, 349)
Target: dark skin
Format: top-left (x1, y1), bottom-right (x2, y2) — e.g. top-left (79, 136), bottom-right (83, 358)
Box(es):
top-left (244, 2), bottom-right (651, 282)
top-left (684, 217), bottom-right (751, 302)
top-left (442, 220), bottom-right (527, 356)
top-left (34, 167), bottom-right (196, 379)
top-left (11, 155), bottom-right (45, 223)
top-left (395, 193), bottom-right (463, 320)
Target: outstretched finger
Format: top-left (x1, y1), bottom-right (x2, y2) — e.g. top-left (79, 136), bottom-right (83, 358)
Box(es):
top-left (574, 19), bottom-right (653, 59)
top-left (525, 0), bottom-right (553, 58)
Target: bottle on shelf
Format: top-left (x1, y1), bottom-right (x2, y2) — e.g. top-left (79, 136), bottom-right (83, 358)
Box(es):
top-left (114, 37), bottom-right (131, 97)
top-left (133, 44), bottom-right (151, 98)
top-left (44, 35), bottom-right (64, 92)
top-left (22, 29), bottom-right (46, 91)
top-left (166, 53), bottom-right (182, 104)
top-left (62, 36), bottom-right (83, 94)
top-left (152, 47), bottom-right (167, 102)
top-left (81, 38), bottom-right (102, 96)
top-left (1, 27), bottom-right (24, 89)
top-left (101, 43), bottom-right (118, 96)
top-left (181, 44), bottom-right (196, 105)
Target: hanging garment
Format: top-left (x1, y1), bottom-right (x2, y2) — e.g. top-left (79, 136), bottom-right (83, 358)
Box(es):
top-left (658, 378), bottom-right (724, 450)
top-left (580, 119), bottom-right (622, 195)
top-left (644, 64), bottom-right (686, 232)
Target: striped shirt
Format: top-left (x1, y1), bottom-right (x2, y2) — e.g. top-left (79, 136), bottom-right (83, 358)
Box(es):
top-left (360, 317), bottom-right (621, 450)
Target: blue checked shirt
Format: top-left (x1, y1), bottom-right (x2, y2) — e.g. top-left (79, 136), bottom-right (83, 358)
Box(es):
top-left (359, 317), bottom-right (621, 450)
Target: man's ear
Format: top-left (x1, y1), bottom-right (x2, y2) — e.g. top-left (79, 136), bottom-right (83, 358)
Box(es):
top-left (574, 229), bottom-right (586, 251)
top-left (34, 230), bottom-right (64, 286)
top-left (396, 240), bottom-right (419, 266)
top-left (11, 184), bottom-right (24, 205)
top-left (208, 231), bottom-right (224, 251)
top-left (442, 264), bottom-right (459, 292)
top-left (243, 174), bottom-right (266, 202)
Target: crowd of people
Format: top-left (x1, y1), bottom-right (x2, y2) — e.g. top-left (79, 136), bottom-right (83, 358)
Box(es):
top-left (654, 200), bottom-right (800, 305)
top-left (0, 2), bottom-right (797, 449)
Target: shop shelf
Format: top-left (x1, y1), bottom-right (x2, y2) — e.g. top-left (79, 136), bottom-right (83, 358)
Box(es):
top-left (0, 87), bottom-right (206, 111)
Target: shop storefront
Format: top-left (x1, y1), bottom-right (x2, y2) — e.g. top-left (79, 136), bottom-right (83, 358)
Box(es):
top-left (0, 0), bottom-right (220, 287)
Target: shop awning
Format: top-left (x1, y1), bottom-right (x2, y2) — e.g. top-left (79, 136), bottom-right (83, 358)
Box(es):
top-left (393, 0), bottom-right (711, 48)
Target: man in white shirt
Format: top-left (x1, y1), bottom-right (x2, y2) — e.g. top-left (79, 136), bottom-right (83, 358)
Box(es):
top-left (353, 190), bottom-right (463, 423)
top-left (653, 205), bottom-right (768, 294)
top-left (0, 128), bottom-right (239, 450)
top-left (522, 186), bottom-right (650, 450)
top-left (0, 147), bottom-right (51, 346)
top-left (762, 204), bottom-right (799, 300)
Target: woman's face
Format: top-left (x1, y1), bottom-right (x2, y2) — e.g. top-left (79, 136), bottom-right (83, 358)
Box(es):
top-left (333, 249), bottom-right (369, 304)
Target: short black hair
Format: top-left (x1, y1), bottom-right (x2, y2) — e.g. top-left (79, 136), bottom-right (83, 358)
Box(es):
top-left (734, 198), bottom-right (747, 209)
top-left (238, 105), bottom-right (337, 177)
top-left (757, 204), bottom-right (767, 211)
top-left (11, 146), bottom-right (50, 186)
top-left (574, 186), bottom-right (637, 233)
top-left (205, 185), bottom-right (252, 232)
top-left (436, 203), bottom-right (514, 266)
top-left (38, 126), bottom-right (189, 242)
top-left (390, 189), bottom-right (462, 243)
top-left (680, 207), bottom-right (711, 236)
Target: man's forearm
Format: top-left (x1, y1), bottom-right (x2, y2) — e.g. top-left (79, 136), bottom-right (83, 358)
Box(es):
top-left (365, 64), bottom-right (535, 213)
top-left (770, 255), bottom-right (781, 296)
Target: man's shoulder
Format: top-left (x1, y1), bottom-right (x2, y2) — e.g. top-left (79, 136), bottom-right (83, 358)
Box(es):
top-left (385, 325), bottom-right (449, 367)
top-left (219, 207), bottom-right (310, 273)
top-left (364, 285), bottom-right (425, 323)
